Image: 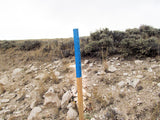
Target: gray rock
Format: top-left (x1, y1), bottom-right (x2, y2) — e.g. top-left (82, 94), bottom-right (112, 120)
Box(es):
top-left (27, 107), bottom-right (42, 120)
top-left (97, 71), bottom-right (106, 75)
top-left (35, 73), bottom-right (45, 80)
top-left (108, 65), bottom-right (117, 72)
top-left (116, 63), bottom-right (120, 66)
top-left (127, 78), bottom-right (140, 88)
top-left (66, 107), bottom-right (78, 120)
top-left (1, 99), bottom-right (9, 103)
top-left (0, 75), bottom-right (9, 85)
top-left (55, 71), bottom-right (60, 76)
top-left (84, 60), bottom-right (89, 64)
top-left (123, 73), bottom-right (128, 76)
top-left (136, 75), bottom-right (143, 79)
top-left (89, 63), bottom-right (93, 67)
top-left (91, 118), bottom-right (96, 120)
top-left (12, 68), bottom-right (22, 76)
top-left (61, 90), bottom-right (72, 108)
top-left (157, 83), bottom-right (160, 87)
top-left (71, 86), bottom-right (77, 96)
top-left (148, 68), bottom-right (153, 72)
top-left (135, 60), bottom-right (143, 64)
top-left (67, 102), bottom-right (76, 109)
top-left (118, 81), bottom-right (126, 88)
top-left (151, 64), bottom-right (160, 69)
top-left (43, 87), bottom-right (61, 107)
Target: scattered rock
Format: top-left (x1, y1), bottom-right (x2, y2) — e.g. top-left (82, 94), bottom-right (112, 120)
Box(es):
top-left (66, 107), bottom-right (78, 120)
top-left (84, 60), bottom-right (89, 64)
top-left (108, 65), bottom-right (117, 72)
top-left (16, 91), bottom-right (25, 101)
top-left (127, 78), bottom-right (140, 88)
top-left (118, 81), bottom-right (126, 88)
top-left (136, 75), bottom-right (143, 79)
top-left (148, 68), bottom-right (152, 72)
top-left (97, 71), bottom-right (106, 75)
top-left (71, 86), bottom-right (77, 96)
top-left (67, 101), bottom-right (76, 109)
top-left (35, 73), bottom-right (45, 80)
top-left (157, 83), bottom-right (160, 87)
top-left (43, 87), bottom-right (61, 107)
top-left (12, 68), bottom-right (22, 76)
top-left (0, 99), bottom-right (9, 103)
top-left (26, 66), bottom-right (38, 74)
top-left (123, 73), bottom-right (128, 76)
top-left (61, 90), bottom-right (72, 108)
top-left (69, 64), bottom-right (75, 68)
top-left (135, 60), bottom-right (143, 65)
top-left (116, 63), bottom-right (120, 66)
top-left (83, 89), bottom-right (91, 97)
top-left (27, 107), bottom-right (42, 120)
top-left (91, 118), bottom-right (96, 120)
top-left (30, 100), bottom-right (37, 109)
top-left (55, 71), bottom-right (60, 76)
top-left (0, 75), bottom-right (9, 85)
top-left (89, 63), bottom-right (93, 67)
top-left (151, 64), bottom-right (160, 69)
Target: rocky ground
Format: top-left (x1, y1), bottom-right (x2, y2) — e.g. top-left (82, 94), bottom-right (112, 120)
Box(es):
top-left (0, 56), bottom-right (160, 120)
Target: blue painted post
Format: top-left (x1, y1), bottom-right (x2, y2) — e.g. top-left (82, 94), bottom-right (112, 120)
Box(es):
top-left (73, 28), bottom-right (84, 120)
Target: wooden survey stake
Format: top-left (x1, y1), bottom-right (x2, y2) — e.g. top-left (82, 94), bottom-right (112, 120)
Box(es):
top-left (73, 29), bottom-right (84, 120)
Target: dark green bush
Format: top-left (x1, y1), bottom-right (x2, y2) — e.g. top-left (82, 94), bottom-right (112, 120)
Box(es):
top-left (84, 25), bottom-right (160, 58)
top-left (19, 41), bottom-right (41, 51)
top-left (120, 37), bottom-right (159, 57)
top-left (0, 41), bottom-right (16, 51)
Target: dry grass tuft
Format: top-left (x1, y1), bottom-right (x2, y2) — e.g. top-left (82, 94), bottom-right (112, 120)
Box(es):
top-left (93, 87), bottom-right (114, 108)
top-left (42, 72), bottom-right (59, 84)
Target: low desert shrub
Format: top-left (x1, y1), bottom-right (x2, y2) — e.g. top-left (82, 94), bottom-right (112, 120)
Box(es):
top-left (0, 41), bottom-right (16, 51)
top-left (19, 40), bottom-right (41, 51)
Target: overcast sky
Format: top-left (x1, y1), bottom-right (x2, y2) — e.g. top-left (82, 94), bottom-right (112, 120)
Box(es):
top-left (0, 0), bottom-right (160, 40)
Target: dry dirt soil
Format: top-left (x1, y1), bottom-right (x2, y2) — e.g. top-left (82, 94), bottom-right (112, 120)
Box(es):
top-left (0, 52), bottom-right (160, 120)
